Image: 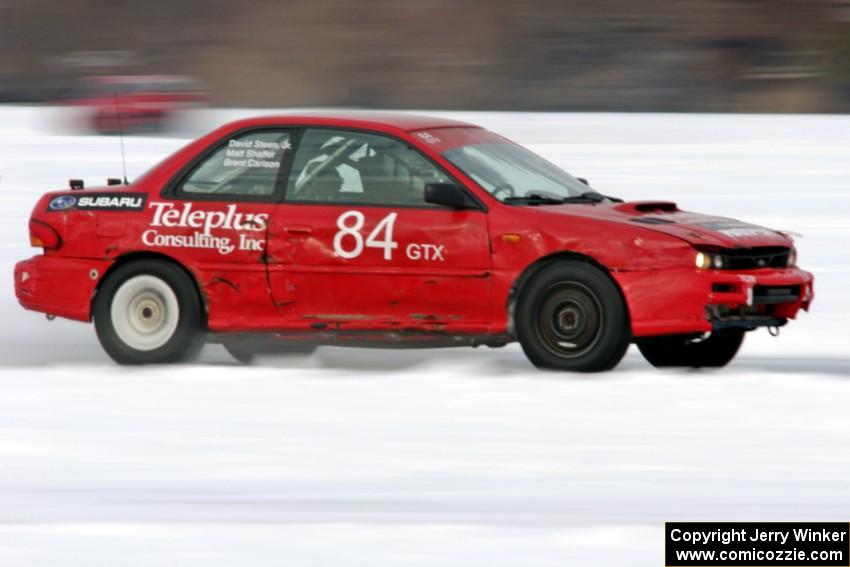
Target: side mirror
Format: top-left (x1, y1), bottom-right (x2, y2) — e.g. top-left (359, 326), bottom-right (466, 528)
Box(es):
top-left (424, 183), bottom-right (476, 209)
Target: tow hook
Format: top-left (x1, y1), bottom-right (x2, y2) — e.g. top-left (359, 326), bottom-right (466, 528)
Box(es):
top-left (767, 326), bottom-right (780, 337)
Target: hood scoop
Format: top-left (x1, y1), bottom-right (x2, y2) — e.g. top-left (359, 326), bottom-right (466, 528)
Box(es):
top-left (615, 200), bottom-right (679, 215)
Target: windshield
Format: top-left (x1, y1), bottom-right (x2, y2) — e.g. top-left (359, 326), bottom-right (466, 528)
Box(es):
top-left (438, 130), bottom-right (589, 202)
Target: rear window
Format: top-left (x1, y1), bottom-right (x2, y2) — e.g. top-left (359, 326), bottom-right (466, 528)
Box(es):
top-left (175, 129), bottom-right (292, 199)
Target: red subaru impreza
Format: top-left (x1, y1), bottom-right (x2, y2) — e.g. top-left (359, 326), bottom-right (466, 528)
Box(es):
top-left (14, 113), bottom-right (814, 370)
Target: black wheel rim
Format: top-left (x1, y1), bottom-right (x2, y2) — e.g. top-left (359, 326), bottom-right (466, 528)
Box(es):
top-left (535, 281), bottom-right (604, 359)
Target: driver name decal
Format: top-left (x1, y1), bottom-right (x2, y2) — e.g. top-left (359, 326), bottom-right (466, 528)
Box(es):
top-left (223, 138), bottom-right (291, 169)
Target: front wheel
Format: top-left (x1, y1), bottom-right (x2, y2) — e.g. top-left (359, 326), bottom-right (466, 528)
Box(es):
top-left (93, 260), bottom-right (204, 364)
top-left (636, 330), bottom-right (745, 368)
top-left (515, 261), bottom-right (630, 372)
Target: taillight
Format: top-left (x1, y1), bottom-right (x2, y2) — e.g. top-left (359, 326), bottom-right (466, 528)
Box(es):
top-left (29, 220), bottom-right (61, 249)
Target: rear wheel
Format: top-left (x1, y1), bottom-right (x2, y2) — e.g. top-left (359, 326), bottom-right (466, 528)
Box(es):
top-left (515, 260), bottom-right (630, 372)
top-left (93, 260), bottom-right (204, 364)
top-left (636, 330), bottom-right (745, 368)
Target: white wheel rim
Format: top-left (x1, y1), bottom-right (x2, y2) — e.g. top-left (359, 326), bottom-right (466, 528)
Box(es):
top-left (110, 275), bottom-right (180, 351)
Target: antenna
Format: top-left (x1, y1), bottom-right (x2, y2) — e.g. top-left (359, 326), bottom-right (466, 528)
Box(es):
top-left (113, 92), bottom-right (129, 185)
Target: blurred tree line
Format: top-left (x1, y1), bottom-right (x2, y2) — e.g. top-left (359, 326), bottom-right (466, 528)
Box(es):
top-left (2, 0), bottom-right (850, 112)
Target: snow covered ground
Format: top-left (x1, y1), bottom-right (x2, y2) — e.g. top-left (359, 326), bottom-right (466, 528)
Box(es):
top-left (0, 106), bottom-right (848, 565)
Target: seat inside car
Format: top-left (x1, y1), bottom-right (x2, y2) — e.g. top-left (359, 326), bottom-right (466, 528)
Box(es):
top-left (298, 161), bottom-right (344, 201)
top-left (357, 152), bottom-right (421, 204)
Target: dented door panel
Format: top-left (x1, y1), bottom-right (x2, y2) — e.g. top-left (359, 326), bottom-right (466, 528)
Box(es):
top-left (266, 204), bottom-right (492, 330)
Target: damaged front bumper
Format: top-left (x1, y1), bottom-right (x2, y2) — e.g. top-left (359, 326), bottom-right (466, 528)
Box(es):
top-left (614, 266), bottom-right (814, 338)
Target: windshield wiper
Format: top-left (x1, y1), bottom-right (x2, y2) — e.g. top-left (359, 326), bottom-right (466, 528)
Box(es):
top-left (563, 191), bottom-right (624, 203)
top-left (503, 193), bottom-right (566, 205)
top-left (504, 191), bottom-right (622, 206)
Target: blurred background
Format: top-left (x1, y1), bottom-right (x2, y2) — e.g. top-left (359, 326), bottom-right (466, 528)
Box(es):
top-left (3, 0), bottom-right (850, 125)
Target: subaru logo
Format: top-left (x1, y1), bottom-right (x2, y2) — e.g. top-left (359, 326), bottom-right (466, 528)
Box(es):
top-left (48, 195), bottom-right (77, 211)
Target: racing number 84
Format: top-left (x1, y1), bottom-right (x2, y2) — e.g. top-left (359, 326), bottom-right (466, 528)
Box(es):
top-left (333, 210), bottom-right (399, 260)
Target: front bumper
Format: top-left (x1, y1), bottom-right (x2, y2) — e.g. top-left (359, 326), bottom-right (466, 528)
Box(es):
top-left (14, 255), bottom-right (112, 322)
top-left (614, 266), bottom-right (814, 337)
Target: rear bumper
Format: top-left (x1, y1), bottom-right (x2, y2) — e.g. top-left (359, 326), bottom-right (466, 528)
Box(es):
top-left (614, 266), bottom-right (814, 337)
top-left (14, 255), bottom-right (112, 322)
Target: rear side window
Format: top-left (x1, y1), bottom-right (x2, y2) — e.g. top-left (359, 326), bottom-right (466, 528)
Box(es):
top-left (175, 129), bottom-right (293, 199)
top-left (285, 128), bottom-right (451, 206)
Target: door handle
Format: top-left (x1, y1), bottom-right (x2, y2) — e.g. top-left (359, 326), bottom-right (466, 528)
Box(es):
top-left (284, 225), bottom-right (313, 236)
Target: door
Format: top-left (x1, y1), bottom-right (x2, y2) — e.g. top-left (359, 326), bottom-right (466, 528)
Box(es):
top-left (154, 127), bottom-right (295, 328)
top-left (266, 127), bottom-right (491, 331)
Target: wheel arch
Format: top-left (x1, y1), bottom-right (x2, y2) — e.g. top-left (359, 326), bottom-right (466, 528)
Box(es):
top-left (506, 251), bottom-right (631, 337)
top-left (90, 251), bottom-right (208, 321)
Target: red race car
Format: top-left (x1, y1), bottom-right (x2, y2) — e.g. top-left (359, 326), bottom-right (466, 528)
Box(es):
top-left (14, 113), bottom-right (814, 370)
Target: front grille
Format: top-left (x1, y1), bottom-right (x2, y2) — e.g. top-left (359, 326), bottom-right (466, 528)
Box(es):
top-left (722, 247), bottom-right (790, 270)
top-left (753, 285), bottom-right (800, 304)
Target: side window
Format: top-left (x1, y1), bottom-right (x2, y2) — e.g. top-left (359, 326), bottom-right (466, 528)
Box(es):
top-left (285, 128), bottom-right (451, 206)
top-left (176, 129), bottom-right (293, 199)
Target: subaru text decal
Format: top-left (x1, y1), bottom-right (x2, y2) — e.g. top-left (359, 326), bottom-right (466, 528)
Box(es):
top-left (47, 193), bottom-right (147, 212)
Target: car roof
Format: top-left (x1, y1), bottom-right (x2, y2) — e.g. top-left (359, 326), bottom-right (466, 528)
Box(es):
top-left (218, 112), bottom-right (480, 134)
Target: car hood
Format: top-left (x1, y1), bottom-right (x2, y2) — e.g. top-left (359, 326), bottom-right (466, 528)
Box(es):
top-left (537, 200), bottom-right (793, 249)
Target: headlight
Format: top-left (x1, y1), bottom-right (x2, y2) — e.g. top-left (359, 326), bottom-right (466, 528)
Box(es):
top-left (695, 251), bottom-right (724, 270)
top-left (787, 247), bottom-right (797, 267)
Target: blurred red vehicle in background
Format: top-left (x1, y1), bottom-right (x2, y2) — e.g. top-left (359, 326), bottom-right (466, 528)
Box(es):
top-left (69, 75), bottom-right (207, 134)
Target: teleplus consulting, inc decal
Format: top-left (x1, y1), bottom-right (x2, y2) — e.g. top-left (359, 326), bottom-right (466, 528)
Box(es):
top-left (142, 202), bottom-right (268, 255)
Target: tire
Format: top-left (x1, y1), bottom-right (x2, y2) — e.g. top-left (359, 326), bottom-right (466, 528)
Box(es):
top-left (223, 340), bottom-right (317, 364)
top-left (93, 260), bottom-right (204, 364)
top-left (636, 330), bottom-right (745, 368)
top-left (515, 260), bottom-right (630, 372)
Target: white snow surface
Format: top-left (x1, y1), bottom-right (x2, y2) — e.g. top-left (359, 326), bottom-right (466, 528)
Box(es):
top-left (1, 106), bottom-right (849, 565)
